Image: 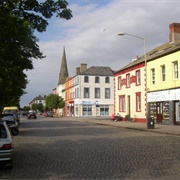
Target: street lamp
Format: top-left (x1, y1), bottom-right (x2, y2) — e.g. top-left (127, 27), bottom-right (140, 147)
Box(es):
top-left (118, 32), bottom-right (148, 129)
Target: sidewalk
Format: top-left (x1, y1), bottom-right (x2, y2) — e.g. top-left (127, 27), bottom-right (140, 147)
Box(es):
top-left (66, 117), bottom-right (180, 136)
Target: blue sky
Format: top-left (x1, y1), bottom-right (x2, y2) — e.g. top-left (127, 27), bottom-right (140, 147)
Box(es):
top-left (20, 0), bottom-right (180, 107)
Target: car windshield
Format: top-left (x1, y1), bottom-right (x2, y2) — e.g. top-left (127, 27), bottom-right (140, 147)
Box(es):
top-left (3, 110), bottom-right (17, 114)
top-left (5, 120), bottom-right (15, 125)
top-left (1, 116), bottom-right (14, 121)
top-left (0, 124), bottom-right (7, 138)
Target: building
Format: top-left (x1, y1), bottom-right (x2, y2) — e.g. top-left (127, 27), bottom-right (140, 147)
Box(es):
top-left (114, 56), bottom-right (146, 123)
top-left (29, 95), bottom-right (46, 109)
top-left (147, 23), bottom-right (180, 125)
top-left (66, 64), bottom-right (115, 117)
top-left (114, 22), bottom-right (180, 125)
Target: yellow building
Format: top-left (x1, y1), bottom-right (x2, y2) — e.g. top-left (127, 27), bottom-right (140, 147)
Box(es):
top-left (147, 23), bottom-right (180, 125)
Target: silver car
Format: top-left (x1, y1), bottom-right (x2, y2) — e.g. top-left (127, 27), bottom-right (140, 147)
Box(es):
top-left (0, 120), bottom-right (14, 168)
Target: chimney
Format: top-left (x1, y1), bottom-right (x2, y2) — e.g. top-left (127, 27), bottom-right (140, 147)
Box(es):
top-left (169, 23), bottom-right (180, 42)
top-left (80, 63), bottom-right (87, 73)
top-left (76, 67), bottom-right (80, 75)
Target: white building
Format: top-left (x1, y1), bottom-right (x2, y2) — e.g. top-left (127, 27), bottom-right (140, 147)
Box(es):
top-left (65, 64), bottom-right (115, 117)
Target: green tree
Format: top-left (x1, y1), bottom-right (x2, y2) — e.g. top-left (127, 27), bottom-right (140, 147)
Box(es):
top-left (32, 103), bottom-right (38, 111)
top-left (22, 106), bottom-right (30, 112)
top-left (37, 103), bottom-right (44, 112)
top-left (45, 94), bottom-right (65, 111)
top-left (0, 0), bottom-right (72, 110)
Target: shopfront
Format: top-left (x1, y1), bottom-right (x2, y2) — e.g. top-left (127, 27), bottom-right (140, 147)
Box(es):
top-left (147, 89), bottom-right (180, 125)
top-left (74, 100), bottom-right (111, 117)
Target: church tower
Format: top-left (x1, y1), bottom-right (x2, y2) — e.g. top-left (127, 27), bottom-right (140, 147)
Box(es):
top-left (58, 47), bottom-right (69, 85)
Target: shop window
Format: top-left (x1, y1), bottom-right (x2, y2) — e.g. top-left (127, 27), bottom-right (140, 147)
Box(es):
top-left (75, 105), bottom-right (79, 116)
top-left (100, 105), bottom-right (109, 116)
top-left (163, 102), bottom-right (169, 120)
top-left (82, 105), bottom-right (92, 116)
top-left (149, 102), bottom-right (157, 121)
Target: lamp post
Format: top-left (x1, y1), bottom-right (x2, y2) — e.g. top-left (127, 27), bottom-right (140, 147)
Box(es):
top-left (118, 32), bottom-right (148, 128)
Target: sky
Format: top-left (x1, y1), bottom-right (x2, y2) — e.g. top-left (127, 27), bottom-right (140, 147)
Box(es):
top-left (20, 0), bottom-right (180, 107)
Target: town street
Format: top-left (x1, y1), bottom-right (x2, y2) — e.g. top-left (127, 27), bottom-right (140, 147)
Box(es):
top-left (0, 116), bottom-right (180, 179)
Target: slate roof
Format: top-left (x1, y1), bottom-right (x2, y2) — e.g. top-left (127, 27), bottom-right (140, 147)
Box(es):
top-left (80, 66), bottom-right (114, 76)
top-left (115, 39), bottom-right (180, 73)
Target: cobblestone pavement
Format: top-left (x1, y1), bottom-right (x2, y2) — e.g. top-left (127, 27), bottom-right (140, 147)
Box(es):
top-left (0, 117), bottom-right (180, 180)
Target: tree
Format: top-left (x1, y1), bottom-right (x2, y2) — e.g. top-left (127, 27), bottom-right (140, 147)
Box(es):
top-left (37, 103), bottom-right (44, 112)
top-left (22, 106), bottom-right (30, 112)
top-left (32, 103), bottom-right (38, 111)
top-left (45, 94), bottom-right (65, 111)
top-left (0, 0), bottom-right (72, 110)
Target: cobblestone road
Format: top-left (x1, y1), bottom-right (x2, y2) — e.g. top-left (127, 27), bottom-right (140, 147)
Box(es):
top-left (0, 117), bottom-right (180, 180)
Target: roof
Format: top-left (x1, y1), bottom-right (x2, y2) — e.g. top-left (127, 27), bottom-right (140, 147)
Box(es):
top-left (115, 39), bottom-right (180, 74)
top-left (80, 66), bottom-right (114, 76)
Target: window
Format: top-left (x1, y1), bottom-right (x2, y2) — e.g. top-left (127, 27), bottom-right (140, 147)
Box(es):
top-left (84, 88), bottom-right (89, 98)
top-left (105, 77), bottom-right (110, 83)
top-left (119, 95), bottom-right (125, 112)
top-left (105, 88), bottom-right (110, 99)
top-left (173, 61), bottom-right (178, 80)
top-left (161, 65), bottom-right (165, 82)
top-left (0, 124), bottom-right (7, 138)
top-left (136, 92), bottom-right (141, 112)
top-left (100, 105), bottom-right (109, 116)
top-left (82, 105), bottom-right (92, 116)
top-left (95, 76), bottom-right (100, 83)
top-left (95, 88), bottom-right (100, 98)
top-left (84, 76), bottom-right (89, 83)
top-left (75, 87), bottom-right (79, 98)
top-left (118, 76), bottom-right (121, 89)
top-left (136, 70), bottom-right (141, 85)
top-left (126, 74), bottom-right (130, 88)
top-left (151, 68), bottom-right (155, 84)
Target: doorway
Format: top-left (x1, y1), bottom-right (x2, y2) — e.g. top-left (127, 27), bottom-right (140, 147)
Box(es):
top-left (175, 101), bottom-right (180, 124)
top-left (157, 102), bottom-right (163, 123)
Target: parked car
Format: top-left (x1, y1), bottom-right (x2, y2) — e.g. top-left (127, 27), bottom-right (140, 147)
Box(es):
top-left (43, 112), bottom-right (47, 117)
top-left (0, 114), bottom-right (19, 135)
top-left (27, 112), bottom-right (37, 119)
top-left (2, 106), bottom-right (20, 125)
top-left (44, 111), bottom-right (53, 117)
top-left (0, 120), bottom-right (14, 168)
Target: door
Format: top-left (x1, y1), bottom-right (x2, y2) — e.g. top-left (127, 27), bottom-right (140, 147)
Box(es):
top-left (96, 105), bottom-right (100, 116)
top-left (157, 102), bottom-right (163, 123)
top-left (128, 95), bottom-right (131, 116)
top-left (175, 102), bottom-right (180, 124)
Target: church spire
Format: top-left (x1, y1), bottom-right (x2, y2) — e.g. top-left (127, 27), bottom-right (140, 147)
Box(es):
top-left (58, 47), bottom-right (69, 85)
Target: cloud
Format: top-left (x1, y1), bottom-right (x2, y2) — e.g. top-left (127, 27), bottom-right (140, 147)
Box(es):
top-left (20, 0), bottom-right (180, 107)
